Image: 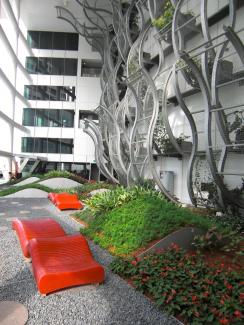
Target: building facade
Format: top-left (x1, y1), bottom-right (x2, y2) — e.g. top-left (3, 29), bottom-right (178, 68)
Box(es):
top-left (0, 0), bottom-right (102, 181)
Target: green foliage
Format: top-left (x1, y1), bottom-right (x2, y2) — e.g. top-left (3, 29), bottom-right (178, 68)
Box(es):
top-left (81, 193), bottom-right (217, 255)
top-left (193, 227), bottom-right (243, 255)
top-left (85, 185), bottom-right (165, 213)
top-left (73, 208), bottom-right (96, 225)
top-left (152, 0), bottom-right (174, 29)
top-left (0, 183), bottom-right (55, 197)
top-left (44, 170), bottom-right (72, 179)
top-left (212, 213), bottom-right (244, 233)
top-left (110, 246), bottom-right (244, 324)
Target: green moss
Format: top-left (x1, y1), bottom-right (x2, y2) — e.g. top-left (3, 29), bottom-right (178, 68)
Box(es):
top-left (80, 193), bottom-right (218, 256)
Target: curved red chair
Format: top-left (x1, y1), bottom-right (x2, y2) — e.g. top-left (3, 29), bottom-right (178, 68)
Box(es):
top-left (55, 194), bottom-right (83, 210)
top-left (12, 218), bottom-right (66, 258)
top-left (48, 192), bottom-right (83, 210)
top-left (29, 234), bottom-right (105, 294)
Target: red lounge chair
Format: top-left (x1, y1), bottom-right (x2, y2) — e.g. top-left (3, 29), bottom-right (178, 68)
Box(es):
top-left (29, 234), bottom-right (105, 294)
top-left (12, 218), bottom-right (66, 258)
top-left (55, 194), bottom-right (83, 210)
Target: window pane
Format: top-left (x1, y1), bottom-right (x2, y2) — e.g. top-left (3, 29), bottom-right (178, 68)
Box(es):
top-left (35, 109), bottom-right (49, 127)
top-left (62, 110), bottom-right (74, 127)
top-left (51, 58), bottom-right (65, 75)
top-left (25, 57), bottom-right (38, 74)
top-left (24, 86), bottom-right (76, 101)
top-left (53, 32), bottom-right (65, 50)
top-left (23, 108), bottom-right (35, 126)
top-left (66, 33), bottom-right (79, 51)
top-left (64, 59), bottom-right (77, 76)
top-left (48, 138), bottom-right (60, 153)
top-left (38, 57), bottom-right (52, 74)
top-left (27, 31), bottom-right (39, 49)
top-left (49, 110), bottom-right (61, 127)
top-left (60, 139), bottom-right (73, 154)
top-left (39, 32), bottom-right (53, 49)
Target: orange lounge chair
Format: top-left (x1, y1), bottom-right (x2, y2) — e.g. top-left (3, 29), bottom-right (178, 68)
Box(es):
top-left (48, 192), bottom-right (83, 210)
top-left (55, 194), bottom-right (83, 210)
top-left (12, 218), bottom-right (66, 258)
top-left (29, 234), bottom-right (105, 294)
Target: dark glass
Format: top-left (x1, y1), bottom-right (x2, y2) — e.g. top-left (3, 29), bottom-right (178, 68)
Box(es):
top-left (51, 58), bottom-right (65, 75)
top-left (81, 59), bottom-right (102, 77)
top-left (64, 59), bottom-right (77, 75)
top-left (53, 32), bottom-right (65, 50)
top-left (25, 57), bottom-right (38, 74)
top-left (39, 31), bottom-right (52, 49)
top-left (23, 108), bottom-right (35, 126)
top-left (62, 110), bottom-right (74, 127)
top-left (24, 86), bottom-right (76, 101)
top-left (27, 31), bottom-right (78, 51)
top-left (48, 109), bottom-right (61, 127)
top-left (60, 139), bottom-right (73, 154)
top-left (66, 33), bottom-right (79, 51)
top-left (26, 57), bottom-right (77, 76)
top-left (35, 109), bottom-right (49, 127)
top-left (22, 137), bottom-right (73, 153)
top-left (27, 31), bottom-right (39, 49)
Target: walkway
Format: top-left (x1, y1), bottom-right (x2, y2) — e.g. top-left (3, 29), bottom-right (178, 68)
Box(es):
top-left (0, 198), bottom-right (180, 325)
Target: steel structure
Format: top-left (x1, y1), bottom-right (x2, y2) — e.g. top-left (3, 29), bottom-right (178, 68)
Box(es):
top-left (57, 0), bottom-right (244, 210)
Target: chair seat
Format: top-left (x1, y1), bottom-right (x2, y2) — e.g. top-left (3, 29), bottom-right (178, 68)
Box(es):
top-left (48, 192), bottom-right (83, 210)
top-left (12, 218), bottom-right (66, 258)
top-left (29, 234), bottom-right (105, 294)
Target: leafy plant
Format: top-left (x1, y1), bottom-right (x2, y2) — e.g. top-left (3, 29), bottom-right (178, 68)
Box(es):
top-left (85, 185), bottom-right (165, 214)
top-left (152, 0), bottom-right (174, 30)
top-left (44, 170), bottom-right (72, 179)
top-left (81, 193), bottom-right (218, 255)
top-left (153, 123), bottom-right (189, 154)
top-left (110, 245), bottom-right (244, 324)
top-left (193, 227), bottom-right (243, 254)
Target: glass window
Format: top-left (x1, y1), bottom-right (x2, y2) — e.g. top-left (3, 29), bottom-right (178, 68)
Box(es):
top-left (53, 32), bottom-right (65, 50)
top-left (21, 137), bottom-right (73, 154)
top-left (60, 139), bottom-right (73, 154)
top-left (23, 108), bottom-right (35, 126)
top-left (81, 59), bottom-right (102, 77)
top-left (24, 86), bottom-right (76, 101)
top-left (66, 33), bottom-right (79, 51)
top-left (39, 31), bottom-right (53, 49)
top-left (64, 59), bottom-right (77, 76)
top-left (62, 110), bottom-right (75, 127)
top-left (51, 58), bottom-right (65, 75)
top-left (27, 31), bottom-right (39, 49)
top-left (27, 31), bottom-right (79, 51)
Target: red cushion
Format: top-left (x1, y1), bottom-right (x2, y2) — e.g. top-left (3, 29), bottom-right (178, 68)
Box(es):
top-left (12, 218), bottom-right (66, 258)
top-left (29, 234), bottom-right (105, 294)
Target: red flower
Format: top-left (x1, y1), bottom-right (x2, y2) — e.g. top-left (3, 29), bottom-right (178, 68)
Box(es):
top-left (192, 295), bottom-right (197, 302)
top-left (203, 291), bottom-right (209, 298)
top-left (131, 260), bottom-right (137, 266)
top-left (219, 318), bottom-right (229, 325)
top-left (224, 281), bottom-right (233, 290)
top-left (239, 292), bottom-right (244, 300)
top-left (234, 310), bottom-right (242, 318)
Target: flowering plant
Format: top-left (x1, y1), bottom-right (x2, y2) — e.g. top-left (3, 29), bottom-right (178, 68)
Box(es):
top-left (110, 245), bottom-right (243, 324)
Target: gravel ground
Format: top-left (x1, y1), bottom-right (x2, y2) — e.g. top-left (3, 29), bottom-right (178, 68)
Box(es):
top-left (0, 198), bottom-right (181, 325)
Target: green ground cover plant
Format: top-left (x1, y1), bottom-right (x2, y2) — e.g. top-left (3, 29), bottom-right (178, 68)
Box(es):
top-left (0, 183), bottom-right (55, 197)
top-left (110, 245), bottom-right (243, 324)
top-left (79, 192), bottom-right (218, 255)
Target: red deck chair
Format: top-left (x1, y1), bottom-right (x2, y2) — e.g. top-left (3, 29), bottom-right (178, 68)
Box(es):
top-left (29, 234), bottom-right (105, 294)
top-left (12, 218), bottom-right (66, 258)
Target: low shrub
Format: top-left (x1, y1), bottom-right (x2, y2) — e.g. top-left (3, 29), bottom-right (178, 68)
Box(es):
top-left (85, 185), bottom-right (165, 213)
top-left (44, 170), bottom-right (72, 179)
top-left (0, 183), bottom-right (55, 197)
top-left (81, 193), bottom-right (217, 255)
top-left (110, 245), bottom-right (244, 324)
